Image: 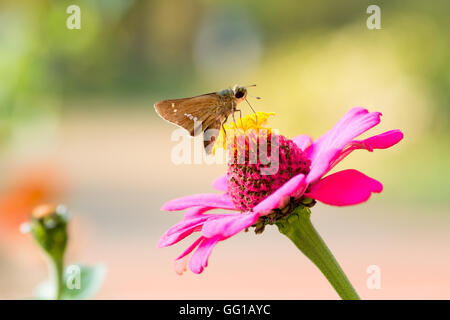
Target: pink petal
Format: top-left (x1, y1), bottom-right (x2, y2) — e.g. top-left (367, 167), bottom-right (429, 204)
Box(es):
top-left (161, 193), bottom-right (235, 211)
top-left (253, 173), bottom-right (307, 215)
top-left (189, 236), bottom-right (220, 274)
top-left (292, 134), bottom-right (313, 150)
top-left (329, 130), bottom-right (404, 169)
top-left (175, 236), bottom-right (204, 260)
top-left (359, 129), bottom-right (404, 149)
top-left (183, 206), bottom-right (214, 219)
top-left (305, 169), bottom-right (383, 206)
top-left (306, 107), bottom-right (382, 184)
top-left (159, 227), bottom-right (199, 248)
top-left (212, 174), bottom-right (228, 192)
top-left (158, 215), bottom-right (210, 248)
top-left (174, 256), bottom-right (189, 275)
top-left (201, 212), bottom-right (260, 239)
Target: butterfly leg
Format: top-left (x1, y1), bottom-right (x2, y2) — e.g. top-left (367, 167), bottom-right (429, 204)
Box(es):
top-left (221, 115), bottom-right (228, 140)
top-left (236, 109), bottom-right (244, 127)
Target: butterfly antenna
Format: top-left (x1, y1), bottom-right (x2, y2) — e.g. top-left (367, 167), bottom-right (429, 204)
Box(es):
top-left (245, 98), bottom-right (258, 123)
top-left (245, 84), bottom-right (257, 88)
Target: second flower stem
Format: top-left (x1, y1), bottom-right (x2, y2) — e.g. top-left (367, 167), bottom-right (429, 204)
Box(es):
top-left (49, 255), bottom-right (64, 300)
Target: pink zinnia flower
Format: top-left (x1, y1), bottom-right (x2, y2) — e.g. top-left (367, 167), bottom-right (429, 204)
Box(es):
top-left (158, 107), bottom-right (403, 274)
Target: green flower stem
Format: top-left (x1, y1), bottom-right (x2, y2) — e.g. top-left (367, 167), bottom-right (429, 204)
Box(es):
top-left (49, 255), bottom-right (65, 300)
top-left (276, 205), bottom-right (360, 300)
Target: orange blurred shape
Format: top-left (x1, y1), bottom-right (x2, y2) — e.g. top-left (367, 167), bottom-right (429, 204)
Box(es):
top-left (31, 204), bottom-right (58, 219)
top-left (0, 164), bottom-right (65, 241)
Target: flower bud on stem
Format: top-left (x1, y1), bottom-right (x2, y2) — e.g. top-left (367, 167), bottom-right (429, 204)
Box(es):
top-left (30, 204), bottom-right (69, 300)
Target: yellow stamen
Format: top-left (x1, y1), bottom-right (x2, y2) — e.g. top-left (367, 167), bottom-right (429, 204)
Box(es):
top-left (213, 112), bottom-right (275, 154)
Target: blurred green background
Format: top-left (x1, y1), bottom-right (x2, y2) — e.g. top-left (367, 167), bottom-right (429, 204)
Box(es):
top-left (0, 0), bottom-right (449, 299)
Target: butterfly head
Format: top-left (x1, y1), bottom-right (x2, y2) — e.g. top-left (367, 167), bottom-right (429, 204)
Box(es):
top-left (232, 85), bottom-right (247, 102)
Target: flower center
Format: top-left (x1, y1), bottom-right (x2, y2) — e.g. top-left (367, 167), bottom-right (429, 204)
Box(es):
top-left (222, 114), bottom-right (311, 212)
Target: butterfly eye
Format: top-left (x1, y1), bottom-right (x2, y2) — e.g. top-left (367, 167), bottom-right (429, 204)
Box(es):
top-left (235, 89), bottom-right (246, 99)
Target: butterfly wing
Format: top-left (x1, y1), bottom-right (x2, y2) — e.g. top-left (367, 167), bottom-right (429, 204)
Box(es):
top-left (154, 93), bottom-right (225, 136)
